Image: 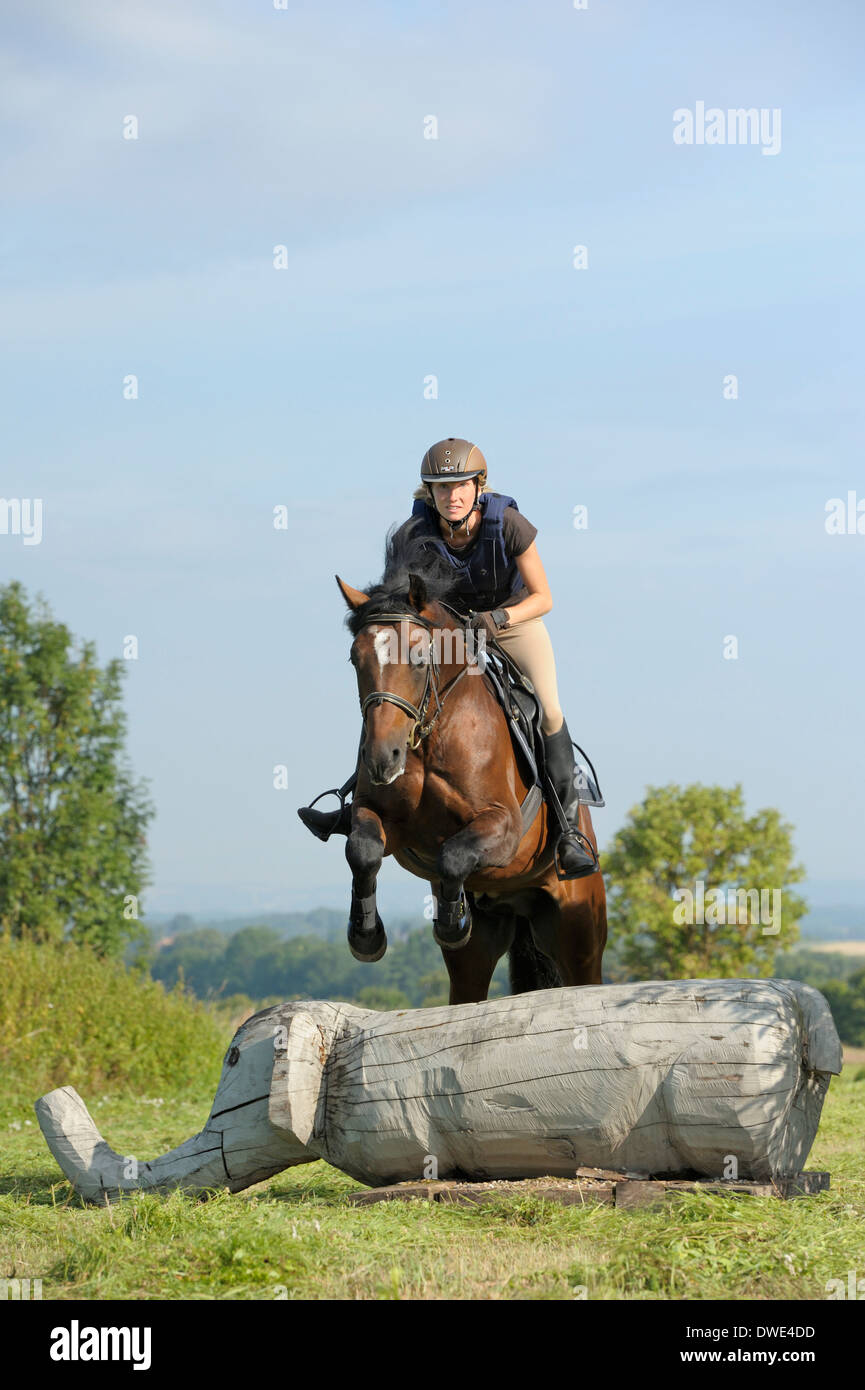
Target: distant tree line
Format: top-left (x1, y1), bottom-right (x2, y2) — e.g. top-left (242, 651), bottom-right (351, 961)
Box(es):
top-left (141, 924), bottom-right (865, 1044)
top-left (147, 922), bottom-right (509, 1011)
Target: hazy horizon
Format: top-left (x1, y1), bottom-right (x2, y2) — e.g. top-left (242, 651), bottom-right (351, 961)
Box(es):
top-left (142, 877), bottom-right (865, 924)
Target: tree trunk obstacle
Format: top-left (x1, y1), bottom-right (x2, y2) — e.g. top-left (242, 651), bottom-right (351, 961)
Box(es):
top-left (35, 979), bottom-right (842, 1205)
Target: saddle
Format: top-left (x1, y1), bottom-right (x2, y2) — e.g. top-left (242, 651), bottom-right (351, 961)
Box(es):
top-left (480, 640), bottom-right (604, 839)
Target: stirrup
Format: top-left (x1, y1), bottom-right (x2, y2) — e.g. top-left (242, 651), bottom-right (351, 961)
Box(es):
top-left (297, 786), bottom-right (351, 841)
top-left (554, 827), bottom-right (599, 881)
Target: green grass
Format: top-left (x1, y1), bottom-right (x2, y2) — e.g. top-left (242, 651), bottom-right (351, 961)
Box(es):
top-left (2, 940), bottom-right (863, 1300)
top-left (2, 1066), bottom-right (863, 1301)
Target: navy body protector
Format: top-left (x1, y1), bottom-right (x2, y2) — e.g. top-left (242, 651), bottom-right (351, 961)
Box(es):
top-left (409, 491), bottom-right (522, 612)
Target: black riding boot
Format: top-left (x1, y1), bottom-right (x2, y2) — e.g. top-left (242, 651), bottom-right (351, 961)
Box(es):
top-left (542, 719), bottom-right (599, 879)
top-left (297, 798), bottom-right (353, 841)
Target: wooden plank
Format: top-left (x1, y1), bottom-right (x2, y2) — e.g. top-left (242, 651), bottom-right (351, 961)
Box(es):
top-left (347, 1178), bottom-right (616, 1207)
top-left (615, 1181), bottom-right (670, 1209)
top-left (775, 1171), bottom-right (831, 1198)
top-left (347, 1171), bottom-right (830, 1209)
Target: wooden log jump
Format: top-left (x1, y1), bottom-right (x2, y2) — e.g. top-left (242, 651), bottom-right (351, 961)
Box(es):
top-left (35, 979), bottom-right (842, 1204)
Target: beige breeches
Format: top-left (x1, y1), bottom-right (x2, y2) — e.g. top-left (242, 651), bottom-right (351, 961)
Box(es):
top-left (493, 616), bottom-right (564, 735)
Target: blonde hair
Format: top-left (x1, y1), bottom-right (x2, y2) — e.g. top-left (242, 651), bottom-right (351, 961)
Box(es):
top-left (412, 480), bottom-right (492, 503)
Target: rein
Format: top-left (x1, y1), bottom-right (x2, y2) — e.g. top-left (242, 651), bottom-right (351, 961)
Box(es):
top-left (355, 607), bottom-right (474, 750)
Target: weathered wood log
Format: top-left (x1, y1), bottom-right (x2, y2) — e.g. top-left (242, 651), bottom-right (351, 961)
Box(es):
top-left (35, 979), bottom-right (841, 1203)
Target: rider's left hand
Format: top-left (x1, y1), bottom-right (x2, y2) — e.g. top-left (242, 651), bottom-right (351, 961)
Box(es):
top-left (473, 609), bottom-right (510, 637)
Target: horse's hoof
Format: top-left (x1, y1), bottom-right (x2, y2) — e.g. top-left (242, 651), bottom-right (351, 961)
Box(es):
top-left (347, 922), bottom-right (387, 962)
top-left (347, 896), bottom-right (387, 962)
top-left (432, 894), bottom-right (473, 951)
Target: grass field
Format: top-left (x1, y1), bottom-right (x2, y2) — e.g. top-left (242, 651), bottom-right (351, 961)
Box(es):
top-left (1, 1056), bottom-right (863, 1301)
top-left (806, 941), bottom-right (865, 957)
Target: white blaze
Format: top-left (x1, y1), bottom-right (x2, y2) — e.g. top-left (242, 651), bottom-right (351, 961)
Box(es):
top-left (373, 629), bottom-right (392, 671)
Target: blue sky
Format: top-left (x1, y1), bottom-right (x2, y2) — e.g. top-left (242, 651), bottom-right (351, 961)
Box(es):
top-left (2, 0), bottom-right (863, 918)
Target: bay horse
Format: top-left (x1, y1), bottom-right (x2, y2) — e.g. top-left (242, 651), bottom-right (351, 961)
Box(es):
top-left (330, 546), bottom-right (607, 1005)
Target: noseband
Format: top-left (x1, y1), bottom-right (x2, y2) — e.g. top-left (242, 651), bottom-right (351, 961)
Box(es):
top-left (354, 609), bottom-right (473, 750)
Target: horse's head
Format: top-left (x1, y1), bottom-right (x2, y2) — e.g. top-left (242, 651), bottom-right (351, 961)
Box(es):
top-left (336, 571), bottom-right (445, 786)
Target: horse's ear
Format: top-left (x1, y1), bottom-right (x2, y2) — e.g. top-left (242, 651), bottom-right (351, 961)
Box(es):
top-left (335, 576), bottom-right (370, 610)
top-left (408, 573), bottom-right (427, 610)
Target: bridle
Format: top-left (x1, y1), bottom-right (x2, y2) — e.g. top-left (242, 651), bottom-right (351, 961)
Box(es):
top-left (354, 606), bottom-right (475, 751)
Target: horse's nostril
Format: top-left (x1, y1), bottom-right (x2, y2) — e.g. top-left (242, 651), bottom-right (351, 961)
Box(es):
top-left (392, 748), bottom-right (400, 760)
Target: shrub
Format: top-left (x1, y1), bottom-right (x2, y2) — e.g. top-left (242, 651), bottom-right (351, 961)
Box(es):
top-left (0, 937), bottom-right (228, 1109)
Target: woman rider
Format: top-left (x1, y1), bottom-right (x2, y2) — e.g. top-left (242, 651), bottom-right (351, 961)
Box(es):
top-left (298, 437), bottom-right (597, 878)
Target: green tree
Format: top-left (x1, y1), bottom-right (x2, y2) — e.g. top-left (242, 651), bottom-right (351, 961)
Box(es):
top-left (0, 581), bottom-right (153, 954)
top-left (221, 925), bottom-right (285, 995)
top-left (417, 969), bottom-right (450, 1008)
top-left (150, 928), bottom-right (228, 996)
top-left (355, 986), bottom-right (412, 1011)
top-left (821, 969), bottom-right (865, 1047)
top-left (604, 783), bottom-right (806, 980)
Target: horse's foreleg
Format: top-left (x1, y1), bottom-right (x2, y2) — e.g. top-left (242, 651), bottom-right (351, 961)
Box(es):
top-left (345, 806), bottom-right (387, 962)
top-left (432, 808), bottom-right (520, 951)
top-left (440, 895), bottom-right (515, 1005)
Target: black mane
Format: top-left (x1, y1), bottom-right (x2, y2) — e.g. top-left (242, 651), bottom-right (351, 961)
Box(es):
top-left (346, 520), bottom-right (463, 636)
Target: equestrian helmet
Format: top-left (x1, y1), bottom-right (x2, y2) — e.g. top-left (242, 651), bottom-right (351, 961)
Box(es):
top-left (420, 438), bottom-right (487, 487)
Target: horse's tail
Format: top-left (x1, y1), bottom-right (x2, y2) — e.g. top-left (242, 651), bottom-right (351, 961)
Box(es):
top-left (508, 917), bottom-right (562, 994)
